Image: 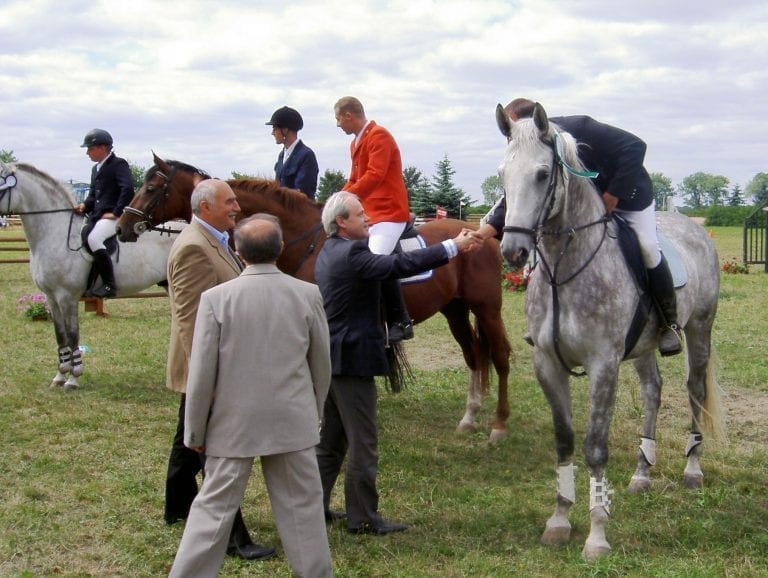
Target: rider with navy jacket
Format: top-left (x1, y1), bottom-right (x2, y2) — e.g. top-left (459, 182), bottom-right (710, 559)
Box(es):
top-left (74, 128), bottom-right (135, 298)
top-left (476, 98), bottom-right (681, 356)
top-left (266, 106), bottom-right (319, 200)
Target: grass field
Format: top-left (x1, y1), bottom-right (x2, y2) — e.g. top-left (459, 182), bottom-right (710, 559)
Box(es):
top-left (0, 224), bottom-right (766, 577)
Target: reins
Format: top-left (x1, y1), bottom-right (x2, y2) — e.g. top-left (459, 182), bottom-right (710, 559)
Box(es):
top-left (283, 222), bottom-right (325, 276)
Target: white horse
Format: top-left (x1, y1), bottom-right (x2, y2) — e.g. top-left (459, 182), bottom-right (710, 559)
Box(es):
top-left (0, 162), bottom-right (183, 391)
top-left (495, 103), bottom-right (724, 560)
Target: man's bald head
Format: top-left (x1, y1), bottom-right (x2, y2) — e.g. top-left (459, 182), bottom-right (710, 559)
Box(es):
top-left (234, 213), bottom-right (284, 265)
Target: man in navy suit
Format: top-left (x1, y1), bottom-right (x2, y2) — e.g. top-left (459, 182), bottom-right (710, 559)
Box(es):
top-left (266, 106), bottom-right (319, 199)
top-left (74, 129), bottom-right (135, 298)
top-left (314, 191), bottom-right (478, 535)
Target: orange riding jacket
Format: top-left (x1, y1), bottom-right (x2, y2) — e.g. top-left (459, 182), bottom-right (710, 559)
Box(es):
top-left (344, 121), bottom-right (410, 225)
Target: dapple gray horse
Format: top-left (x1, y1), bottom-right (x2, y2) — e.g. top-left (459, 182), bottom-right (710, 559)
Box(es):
top-left (0, 162), bottom-right (183, 391)
top-left (495, 103), bottom-right (723, 560)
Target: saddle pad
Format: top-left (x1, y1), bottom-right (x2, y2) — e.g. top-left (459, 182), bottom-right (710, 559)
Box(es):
top-left (659, 233), bottom-right (687, 288)
top-left (397, 235), bottom-right (433, 284)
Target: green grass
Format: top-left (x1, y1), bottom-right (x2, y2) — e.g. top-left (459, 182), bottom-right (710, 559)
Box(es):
top-left (1, 226), bottom-right (767, 577)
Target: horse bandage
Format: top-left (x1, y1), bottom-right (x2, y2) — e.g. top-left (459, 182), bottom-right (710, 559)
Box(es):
top-left (556, 463), bottom-right (576, 504)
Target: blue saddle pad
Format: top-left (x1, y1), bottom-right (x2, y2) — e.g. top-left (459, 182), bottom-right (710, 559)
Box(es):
top-left (659, 233), bottom-right (687, 288)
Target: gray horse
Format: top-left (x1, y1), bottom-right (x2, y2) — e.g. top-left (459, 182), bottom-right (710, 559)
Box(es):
top-left (495, 103), bottom-right (724, 560)
top-left (0, 162), bottom-right (183, 390)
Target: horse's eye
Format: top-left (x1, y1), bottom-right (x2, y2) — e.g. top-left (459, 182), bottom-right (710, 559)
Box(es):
top-left (536, 168), bottom-right (549, 183)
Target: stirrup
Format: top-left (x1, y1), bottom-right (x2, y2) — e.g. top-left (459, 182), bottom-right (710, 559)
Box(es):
top-left (658, 324), bottom-right (683, 357)
top-left (387, 321), bottom-right (414, 343)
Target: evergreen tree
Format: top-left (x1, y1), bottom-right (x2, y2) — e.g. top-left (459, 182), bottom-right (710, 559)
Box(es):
top-left (403, 165), bottom-right (432, 216)
top-left (429, 155), bottom-right (472, 219)
top-left (728, 184), bottom-right (744, 207)
top-left (316, 169), bottom-right (347, 203)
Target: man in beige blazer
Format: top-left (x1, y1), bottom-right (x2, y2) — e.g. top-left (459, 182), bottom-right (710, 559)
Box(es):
top-left (169, 214), bottom-right (333, 578)
top-left (164, 179), bottom-right (273, 560)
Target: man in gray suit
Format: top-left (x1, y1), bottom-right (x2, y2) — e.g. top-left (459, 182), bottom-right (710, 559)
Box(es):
top-left (169, 214), bottom-right (333, 578)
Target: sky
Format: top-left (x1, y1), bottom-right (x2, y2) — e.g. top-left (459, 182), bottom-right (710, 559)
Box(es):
top-left (2, 0), bottom-right (767, 204)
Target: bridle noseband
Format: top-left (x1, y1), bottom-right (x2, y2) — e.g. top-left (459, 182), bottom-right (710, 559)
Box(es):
top-left (122, 166), bottom-right (180, 236)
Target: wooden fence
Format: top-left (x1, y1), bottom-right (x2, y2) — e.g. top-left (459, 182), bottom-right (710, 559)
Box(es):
top-left (1, 232), bottom-right (167, 318)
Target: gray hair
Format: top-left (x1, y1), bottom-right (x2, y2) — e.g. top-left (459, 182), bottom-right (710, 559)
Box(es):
top-left (234, 213), bottom-right (283, 264)
top-left (321, 191), bottom-right (358, 236)
top-left (190, 180), bottom-right (219, 215)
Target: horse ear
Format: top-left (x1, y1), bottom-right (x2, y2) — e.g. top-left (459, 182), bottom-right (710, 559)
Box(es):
top-left (533, 102), bottom-right (549, 137)
top-left (152, 151), bottom-right (164, 167)
top-left (496, 103), bottom-right (513, 139)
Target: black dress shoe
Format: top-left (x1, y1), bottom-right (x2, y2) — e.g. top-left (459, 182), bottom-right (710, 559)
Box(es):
top-left (348, 520), bottom-right (409, 536)
top-left (325, 510), bottom-right (347, 523)
top-left (226, 543), bottom-right (277, 561)
top-left (90, 284), bottom-right (117, 298)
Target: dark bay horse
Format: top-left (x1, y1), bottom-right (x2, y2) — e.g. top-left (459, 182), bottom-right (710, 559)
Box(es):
top-left (495, 103), bottom-right (723, 559)
top-left (116, 154), bottom-right (512, 441)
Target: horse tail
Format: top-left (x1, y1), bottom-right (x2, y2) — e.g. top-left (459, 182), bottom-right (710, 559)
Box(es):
top-left (385, 342), bottom-right (413, 394)
top-left (475, 317), bottom-right (491, 396)
top-left (700, 354), bottom-right (727, 442)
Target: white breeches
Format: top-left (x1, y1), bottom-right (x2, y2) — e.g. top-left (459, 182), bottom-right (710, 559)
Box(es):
top-left (614, 204), bottom-right (661, 268)
top-left (368, 221), bottom-right (406, 255)
top-left (87, 218), bottom-right (117, 251)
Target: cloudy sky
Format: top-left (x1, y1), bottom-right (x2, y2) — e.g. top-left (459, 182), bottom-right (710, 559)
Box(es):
top-left (2, 0), bottom-right (766, 203)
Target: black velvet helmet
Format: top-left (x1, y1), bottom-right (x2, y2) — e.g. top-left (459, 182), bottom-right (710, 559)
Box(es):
top-left (265, 106), bottom-right (304, 132)
top-left (81, 128), bottom-right (113, 148)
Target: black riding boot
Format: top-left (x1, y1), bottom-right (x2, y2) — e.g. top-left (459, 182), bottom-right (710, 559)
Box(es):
top-left (381, 278), bottom-right (413, 343)
top-left (90, 249), bottom-right (117, 298)
top-left (647, 255), bottom-right (682, 356)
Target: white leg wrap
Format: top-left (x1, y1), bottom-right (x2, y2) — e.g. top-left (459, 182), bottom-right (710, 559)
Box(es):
top-left (639, 437), bottom-right (657, 466)
top-left (556, 463), bottom-right (576, 504)
top-left (685, 432), bottom-right (703, 457)
top-left (589, 475), bottom-right (614, 516)
top-left (58, 346), bottom-right (72, 373)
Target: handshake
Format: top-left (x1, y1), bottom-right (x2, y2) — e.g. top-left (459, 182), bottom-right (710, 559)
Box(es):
top-left (452, 228), bottom-right (484, 253)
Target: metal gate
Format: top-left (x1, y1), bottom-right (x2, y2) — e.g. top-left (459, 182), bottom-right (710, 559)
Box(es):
top-left (743, 201), bottom-right (768, 272)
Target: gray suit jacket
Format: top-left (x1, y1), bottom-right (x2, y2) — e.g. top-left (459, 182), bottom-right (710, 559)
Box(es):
top-left (184, 264), bottom-right (331, 457)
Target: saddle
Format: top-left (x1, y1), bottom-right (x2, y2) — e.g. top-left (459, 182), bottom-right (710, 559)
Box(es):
top-left (395, 215), bottom-right (433, 284)
top-left (614, 214), bottom-right (686, 358)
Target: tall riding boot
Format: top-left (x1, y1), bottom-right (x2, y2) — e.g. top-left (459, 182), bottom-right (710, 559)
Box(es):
top-left (381, 278), bottom-right (413, 343)
top-left (647, 255), bottom-right (683, 356)
top-left (90, 249), bottom-right (117, 298)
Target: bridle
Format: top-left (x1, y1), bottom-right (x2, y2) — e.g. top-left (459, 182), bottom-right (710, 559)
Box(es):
top-left (121, 166), bottom-right (184, 236)
top-left (282, 222), bottom-right (325, 276)
top-left (501, 133), bottom-right (609, 377)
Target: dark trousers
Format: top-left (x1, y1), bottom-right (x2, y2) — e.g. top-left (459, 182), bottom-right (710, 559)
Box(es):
top-left (316, 375), bottom-right (382, 529)
top-left (165, 394), bottom-right (254, 546)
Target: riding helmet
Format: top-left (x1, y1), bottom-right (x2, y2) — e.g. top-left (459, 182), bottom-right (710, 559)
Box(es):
top-left (265, 106), bottom-right (304, 132)
top-left (81, 128), bottom-right (113, 148)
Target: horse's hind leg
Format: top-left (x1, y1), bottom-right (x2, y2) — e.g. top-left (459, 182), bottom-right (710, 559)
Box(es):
top-left (441, 301), bottom-right (485, 436)
top-left (476, 310), bottom-right (511, 443)
top-left (628, 353), bottom-right (662, 494)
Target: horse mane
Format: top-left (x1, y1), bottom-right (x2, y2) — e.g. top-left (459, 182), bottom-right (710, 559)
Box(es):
top-left (232, 178), bottom-right (320, 212)
top-left (16, 162), bottom-right (74, 203)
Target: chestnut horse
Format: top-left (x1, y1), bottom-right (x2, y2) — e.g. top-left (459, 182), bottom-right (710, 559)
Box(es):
top-left (117, 154), bottom-right (512, 441)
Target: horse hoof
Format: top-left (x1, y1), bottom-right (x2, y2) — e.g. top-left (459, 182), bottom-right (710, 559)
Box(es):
top-left (541, 525), bottom-right (571, 546)
top-left (582, 540), bottom-right (611, 561)
top-left (489, 429), bottom-right (508, 444)
top-left (683, 473), bottom-right (704, 489)
top-left (63, 380), bottom-right (80, 392)
top-left (627, 476), bottom-right (651, 494)
top-left (455, 422), bottom-right (478, 434)
top-left (50, 378), bottom-right (65, 388)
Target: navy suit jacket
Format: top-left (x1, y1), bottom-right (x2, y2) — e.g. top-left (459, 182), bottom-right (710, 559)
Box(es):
top-left (275, 140), bottom-right (319, 199)
top-left (83, 153), bottom-right (135, 219)
top-left (315, 236), bottom-right (449, 376)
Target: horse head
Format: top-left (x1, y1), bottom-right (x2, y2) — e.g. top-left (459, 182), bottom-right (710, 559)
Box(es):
top-left (116, 152), bottom-right (207, 242)
top-left (495, 102), bottom-right (570, 268)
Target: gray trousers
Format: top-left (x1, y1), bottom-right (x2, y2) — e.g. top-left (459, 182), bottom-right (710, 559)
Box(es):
top-left (316, 375), bottom-right (383, 529)
top-left (169, 447), bottom-right (332, 578)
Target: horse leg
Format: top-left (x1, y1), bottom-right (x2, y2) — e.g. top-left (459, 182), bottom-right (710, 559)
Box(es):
top-left (536, 355), bottom-right (575, 546)
top-left (682, 322), bottom-right (718, 489)
top-left (50, 296), bottom-right (82, 391)
top-left (441, 301), bottom-right (484, 435)
top-left (475, 311), bottom-right (511, 443)
top-left (581, 363), bottom-right (620, 561)
top-left (627, 353), bottom-right (663, 493)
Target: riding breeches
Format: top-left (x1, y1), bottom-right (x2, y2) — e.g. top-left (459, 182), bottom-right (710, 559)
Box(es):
top-left (368, 221), bottom-right (406, 255)
top-left (614, 204), bottom-right (661, 269)
top-left (87, 217), bottom-right (117, 252)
